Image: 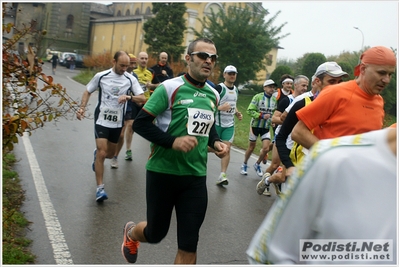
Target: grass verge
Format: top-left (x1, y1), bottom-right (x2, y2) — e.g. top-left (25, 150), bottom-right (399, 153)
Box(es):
top-left (2, 152), bottom-right (36, 264)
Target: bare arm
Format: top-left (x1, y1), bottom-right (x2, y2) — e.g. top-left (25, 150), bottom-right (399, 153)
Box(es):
top-left (76, 90), bottom-right (91, 120)
top-left (131, 93), bottom-right (146, 105)
top-left (235, 107), bottom-right (243, 120)
top-left (280, 110), bottom-right (288, 122)
top-left (271, 110), bottom-right (283, 125)
top-left (291, 120), bottom-right (319, 149)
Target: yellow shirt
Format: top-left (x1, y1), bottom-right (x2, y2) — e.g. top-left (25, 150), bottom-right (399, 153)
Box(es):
top-left (134, 66), bottom-right (154, 99)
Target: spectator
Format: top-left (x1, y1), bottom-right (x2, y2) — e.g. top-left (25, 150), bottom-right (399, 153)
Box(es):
top-left (51, 53), bottom-right (59, 75)
top-left (151, 51), bottom-right (173, 86)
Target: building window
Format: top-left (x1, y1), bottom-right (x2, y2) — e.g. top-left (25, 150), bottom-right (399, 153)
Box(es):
top-left (117, 10), bottom-right (122, 16)
top-left (66, 14), bottom-right (74, 30)
top-left (204, 3), bottom-right (223, 16)
top-left (126, 9), bottom-right (130, 16)
top-left (65, 14), bottom-right (74, 37)
top-left (266, 54), bottom-right (273, 66)
top-left (145, 7), bottom-right (151, 14)
top-left (135, 8), bottom-right (140, 15)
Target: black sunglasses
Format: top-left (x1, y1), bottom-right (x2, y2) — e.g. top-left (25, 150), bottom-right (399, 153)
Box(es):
top-left (190, 51), bottom-right (218, 62)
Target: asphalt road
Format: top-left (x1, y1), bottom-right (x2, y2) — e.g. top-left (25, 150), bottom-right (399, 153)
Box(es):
top-left (14, 62), bottom-right (278, 265)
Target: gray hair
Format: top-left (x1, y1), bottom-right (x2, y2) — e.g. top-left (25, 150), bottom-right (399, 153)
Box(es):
top-left (294, 75), bottom-right (309, 84)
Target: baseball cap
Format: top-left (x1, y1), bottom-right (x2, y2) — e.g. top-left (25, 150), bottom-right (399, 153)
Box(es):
top-left (263, 79), bottom-right (277, 87)
top-left (354, 46), bottom-right (397, 76)
top-left (312, 62), bottom-right (348, 80)
top-left (224, 65), bottom-right (238, 73)
top-left (128, 53), bottom-right (137, 62)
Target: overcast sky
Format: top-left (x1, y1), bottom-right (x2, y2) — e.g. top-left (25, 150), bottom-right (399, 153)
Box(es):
top-left (96, 1), bottom-right (397, 61)
top-left (262, 1), bottom-right (398, 60)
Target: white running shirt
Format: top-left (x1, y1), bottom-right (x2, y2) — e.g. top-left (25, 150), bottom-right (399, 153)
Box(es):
top-left (86, 68), bottom-right (143, 128)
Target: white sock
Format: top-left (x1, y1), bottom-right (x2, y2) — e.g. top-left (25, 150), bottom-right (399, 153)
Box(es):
top-left (97, 184), bottom-right (104, 191)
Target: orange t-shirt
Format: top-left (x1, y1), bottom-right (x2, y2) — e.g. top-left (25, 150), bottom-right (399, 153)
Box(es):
top-left (296, 80), bottom-right (384, 140)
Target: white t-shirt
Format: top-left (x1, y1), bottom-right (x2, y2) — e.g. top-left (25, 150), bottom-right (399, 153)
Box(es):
top-left (87, 68), bottom-right (143, 128)
top-left (285, 91), bottom-right (314, 114)
top-left (247, 128), bottom-right (397, 265)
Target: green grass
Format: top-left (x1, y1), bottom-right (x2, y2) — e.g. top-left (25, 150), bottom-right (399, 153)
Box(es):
top-left (72, 69), bottom-right (95, 85)
top-left (2, 153), bottom-right (36, 264)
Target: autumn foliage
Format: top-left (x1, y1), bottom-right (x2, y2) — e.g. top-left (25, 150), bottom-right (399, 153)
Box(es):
top-left (2, 4), bottom-right (79, 152)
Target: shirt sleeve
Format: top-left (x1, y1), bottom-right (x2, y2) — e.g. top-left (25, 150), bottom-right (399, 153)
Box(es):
top-left (276, 100), bottom-right (306, 168)
top-left (296, 87), bottom-right (338, 130)
top-left (247, 142), bottom-right (330, 264)
top-left (276, 97), bottom-right (290, 113)
top-left (133, 108), bottom-right (176, 148)
top-left (247, 94), bottom-right (262, 119)
top-left (86, 73), bottom-right (100, 93)
top-left (130, 75), bottom-right (144, 95)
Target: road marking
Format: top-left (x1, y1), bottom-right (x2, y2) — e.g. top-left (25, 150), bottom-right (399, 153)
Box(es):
top-left (22, 135), bottom-right (74, 265)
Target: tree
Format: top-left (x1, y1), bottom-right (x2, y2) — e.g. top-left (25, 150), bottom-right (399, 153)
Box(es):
top-left (143, 3), bottom-right (186, 63)
top-left (2, 4), bottom-right (79, 152)
top-left (269, 65), bottom-right (293, 86)
top-left (336, 61), bottom-right (353, 79)
top-left (191, 4), bottom-right (288, 86)
top-left (301, 53), bottom-right (327, 89)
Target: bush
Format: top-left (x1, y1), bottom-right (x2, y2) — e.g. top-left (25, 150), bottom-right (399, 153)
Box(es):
top-left (83, 51), bottom-right (113, 72)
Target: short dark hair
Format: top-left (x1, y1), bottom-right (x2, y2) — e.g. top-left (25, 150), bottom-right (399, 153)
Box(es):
top-left (279, 74), bottom-right (294, 85)
top-left (113, 51), bottom-right (128, 61)
top-left (187, 38), bottom-right (215, 55)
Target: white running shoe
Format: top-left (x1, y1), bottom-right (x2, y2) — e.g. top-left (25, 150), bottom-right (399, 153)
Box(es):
top-left (111, 157), bottom-right (118, 169)
top-left (216, 173), bottom-right (229, 186)
top-left (240, 164), bottom-right (248, 175)
top-left (253, 163), bottom-right (263, 177)
top-left (256, 172), bottom-right (270, 195)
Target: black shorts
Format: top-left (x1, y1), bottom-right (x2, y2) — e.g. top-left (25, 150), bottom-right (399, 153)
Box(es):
top-left (125, 110), bottom-right (134, 121)
top-left (94, 124), bottom-right (122, 143)
top-left (131, 102), bottom-right (143, 119)
top-left (144, 170), bottom-right (207, 252)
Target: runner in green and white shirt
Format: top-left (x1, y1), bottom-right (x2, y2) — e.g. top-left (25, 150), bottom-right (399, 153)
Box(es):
top-left (213, 65), bottom-right (243, 186)
top-left (240, 79), bottom-right (278, 177)
top-left (121, 38), bottom-right (229, 264)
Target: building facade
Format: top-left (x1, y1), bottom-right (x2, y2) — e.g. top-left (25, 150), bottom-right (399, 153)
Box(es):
top-left (4, 2), bottom-right (280, 83)
top-left (90, 2), bottom-right (280, 83)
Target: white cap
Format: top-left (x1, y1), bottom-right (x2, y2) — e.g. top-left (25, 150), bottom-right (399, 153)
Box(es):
top-left (224, 65), bottom-right (238, 73)
top-left (312, 62), bottom-right (349, 80)
top-left (263, 79), bottom-right (277, 87)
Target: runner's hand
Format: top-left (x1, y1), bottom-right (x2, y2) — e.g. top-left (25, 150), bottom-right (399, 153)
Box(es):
top-left (214, 141), bottom-right (229, 158)
top-left (172, 136), bottom-right (198, 152)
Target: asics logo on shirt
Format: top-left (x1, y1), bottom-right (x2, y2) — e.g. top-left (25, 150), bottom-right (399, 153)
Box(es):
top-left (194, 91), bottom-right (206, 98)
top-left (193, 111), bottom-right (212, 120)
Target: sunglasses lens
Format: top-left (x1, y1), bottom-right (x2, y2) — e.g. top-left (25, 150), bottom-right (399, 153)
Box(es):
top-left (193, 52), bottom-right (217, 62)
